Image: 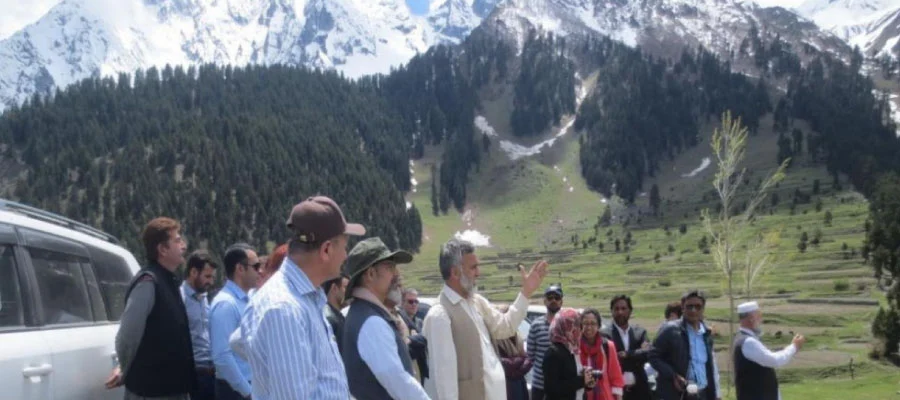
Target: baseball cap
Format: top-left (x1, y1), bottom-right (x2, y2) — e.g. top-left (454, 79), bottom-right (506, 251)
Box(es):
top-left (286, 196), bottom-right (366, 244)
top-left (545, 284), bottom-right (563, 297)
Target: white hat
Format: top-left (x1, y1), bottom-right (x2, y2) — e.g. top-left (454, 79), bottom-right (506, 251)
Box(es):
top-left (737, 301), bottom-right (759, 314)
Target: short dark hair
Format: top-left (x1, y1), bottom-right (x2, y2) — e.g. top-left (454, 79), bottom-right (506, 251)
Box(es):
top-left (186, 250), bottom-right (217, 275)
top-left (141, 217), bottom-right (180, 262)
top-left (223, 243), bottom-right (253, 279)
top-left (581, 308), bottom-right (603, 327)
top-left (610, 294), bottom-right (633, 311)
top-left (681, 289), bottom-right (706, 305)
top-left (665, 301), bottom-right (683, 318)
top-left (323, 274), bottom-right (348, 294)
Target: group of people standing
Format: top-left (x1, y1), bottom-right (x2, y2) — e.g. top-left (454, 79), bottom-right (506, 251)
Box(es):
top-left (103, 195), bottom-right (807, 400)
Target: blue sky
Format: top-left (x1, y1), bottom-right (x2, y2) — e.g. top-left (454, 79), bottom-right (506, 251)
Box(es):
top-left (406, 0), bottom-right (430, 15)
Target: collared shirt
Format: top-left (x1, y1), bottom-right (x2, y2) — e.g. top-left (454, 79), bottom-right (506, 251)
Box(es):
top-left (739, 328), bottom-right (797, 400)
top-left (685, 322), bottom-right (722, 395)
top-left (616, 324), bottom-right (631, 351)
top-left (422, 284), bottom-right (528, 400)
top-left (180, 282), bottom-right (211, 365)
top-left (240, 258), bottom-right (348, 400)
top-left (352, 288), bottom-right (430, 400)
top-left (210, 280), bottom-right (252, 396)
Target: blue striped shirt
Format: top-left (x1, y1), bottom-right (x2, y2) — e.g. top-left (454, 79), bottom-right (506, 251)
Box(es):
top-left (240, 258), bottom-right (349, 400)
top-left (527, 315), bottom-right (551, 389)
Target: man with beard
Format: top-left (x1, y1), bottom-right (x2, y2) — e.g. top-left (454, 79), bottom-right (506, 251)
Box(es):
top-left (181, 250), bottom-right (218, 400)
top-left (733, 301), bottom-right (805, 400)
top-left (341, 237), bottom-right (430, 400)
top-left (604, 295), bottom-right (652, 400)
top-left (423, 239), bottom-right (549, 400)
top-left (527, 284), bottom-right (565, 400)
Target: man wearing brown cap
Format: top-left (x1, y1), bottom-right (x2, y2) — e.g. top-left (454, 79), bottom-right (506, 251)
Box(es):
top-left (341, 237), bottom-right (431, 400)
top-left (237, 196), bottom-right (364, 400)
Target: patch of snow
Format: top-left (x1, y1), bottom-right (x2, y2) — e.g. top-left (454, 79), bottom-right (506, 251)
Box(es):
top-left (682, 157), bottom-right (712, 178)
top-left (601, 198), bottom-right (608, 204)
top-left (454, 229), bottom-right (491, 247)
top-left (406, 201), bottom-right (412, 210)
top-left (890, 94), bottom-right (900, 137)
top-left (474, 115), bottom-right (498, 137)
top-left (568, 186), bottom-right (574, 192)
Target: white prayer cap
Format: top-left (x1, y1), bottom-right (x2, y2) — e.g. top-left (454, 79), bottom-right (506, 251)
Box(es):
top-left (737, 301), bottom-right (760, 314)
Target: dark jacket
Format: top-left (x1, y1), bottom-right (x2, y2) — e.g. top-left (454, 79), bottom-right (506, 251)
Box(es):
top-left (733, 331), bottom-right (779, 400)
top-left (342, 298), bottom-right (414, 400)
top-left (542, 342), bottom-right (585, 400)
top-left (603, 325), bottom-right (652, 400)
top-left (325, 303), bottom-right (346, 354)
top-left (649, 319), bottom-right (718, 400)
top-left (123, 262), bottom-right (196, 397)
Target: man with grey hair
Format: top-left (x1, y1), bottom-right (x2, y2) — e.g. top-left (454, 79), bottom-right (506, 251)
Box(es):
top-left (422, 239), bottom-right (549, 400)
top-left (733, 301), bottom-right (805, 400)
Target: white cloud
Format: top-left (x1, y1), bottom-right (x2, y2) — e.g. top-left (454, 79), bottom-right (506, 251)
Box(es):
top-left (0, 0), bottom-right (61, 40)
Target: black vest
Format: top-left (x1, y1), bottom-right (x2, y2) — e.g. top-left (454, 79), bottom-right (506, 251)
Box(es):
top-left (733, 330), bottom-right (779, 400)
top-left (123, 262), bottom-right (196, 396)
top-left (342, 298), bottom-right (414, 400)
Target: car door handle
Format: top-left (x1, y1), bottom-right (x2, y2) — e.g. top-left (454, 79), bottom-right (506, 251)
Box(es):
top-left (22, 364), bottom-right (53, 377)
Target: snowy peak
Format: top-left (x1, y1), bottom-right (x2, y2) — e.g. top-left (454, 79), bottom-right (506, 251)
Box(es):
top-left (796, 0), bottom-right (900, 57)
top-left (483, 0), bottom-right (848, 64)
top-left (0, 0), bottom-right (501, 112)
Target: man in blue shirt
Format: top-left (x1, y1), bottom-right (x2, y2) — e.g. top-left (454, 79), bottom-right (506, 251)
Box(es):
top-left (181, 250), bottom-right (218, 400)
top-left (649, 290), bottom-right (720, 400)
top-left (211, 243), bottom-right (260, 399)
top-left (239, 196), bottom-right (364, 400)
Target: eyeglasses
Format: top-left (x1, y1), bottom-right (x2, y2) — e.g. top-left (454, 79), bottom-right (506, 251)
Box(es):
top-left (685, 304), bottom-right (704, 311)
top-left (246, 262), bottom-right (262, 271)
top-left (546, 295), bottom-right (562, 301)
top-left (407, 299), bottom-right (419, 305)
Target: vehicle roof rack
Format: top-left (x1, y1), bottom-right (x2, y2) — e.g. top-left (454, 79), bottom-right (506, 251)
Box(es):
top-left (0, 199), bottom-right (120, 244)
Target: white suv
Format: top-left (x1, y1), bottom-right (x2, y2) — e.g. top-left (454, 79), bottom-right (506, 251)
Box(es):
top-left (0, 200), bottom-right (140, 400)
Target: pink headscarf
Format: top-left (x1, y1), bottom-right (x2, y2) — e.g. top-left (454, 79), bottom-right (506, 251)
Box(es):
top-left (549, 307), bottom-right (581, 354)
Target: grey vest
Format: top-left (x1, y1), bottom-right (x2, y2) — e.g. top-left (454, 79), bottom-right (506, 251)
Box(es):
top-left (733, 331), bottom-right (779, 400)
top-left (343, 298), bottom-right (414, 400)
top-left (439, 291), bottom-right (487, 400)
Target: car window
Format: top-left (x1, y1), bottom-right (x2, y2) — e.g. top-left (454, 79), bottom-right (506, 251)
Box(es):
top-left (87, 247), bottom-right (133, 321)
top-left (30, 248), bottom-right (93, 325)
top-left (0, 245), bottom-right (24, 328)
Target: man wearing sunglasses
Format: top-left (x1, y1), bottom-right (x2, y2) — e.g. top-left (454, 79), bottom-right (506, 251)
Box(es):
top-left (650, 290), bottom-right (720, 400)
top-left (527, 284), bottom-right (565, 400)
top-left (211, 243), bottom-right (260, 399)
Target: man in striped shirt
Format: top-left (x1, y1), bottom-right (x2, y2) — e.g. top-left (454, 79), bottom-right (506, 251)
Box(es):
top-left (238, 196), bottom-right (365, 400)
top-left (526, 284), bottom-right (564, 400)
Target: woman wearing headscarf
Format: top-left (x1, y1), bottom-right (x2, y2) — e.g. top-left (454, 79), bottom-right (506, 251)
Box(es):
top-left (580, 308), bottom-right (625, 400)
top-left (543, 307), bottom-right (597, 399)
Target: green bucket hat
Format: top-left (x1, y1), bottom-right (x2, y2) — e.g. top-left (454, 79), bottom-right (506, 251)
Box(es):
top-left (343, 237), bottom-right (413, 300)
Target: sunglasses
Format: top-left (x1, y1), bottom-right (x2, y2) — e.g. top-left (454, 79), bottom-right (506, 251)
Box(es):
top-left (407, 299), bottom-right (419, 305)
top-left (685, 304), bottom-right (704, 311)
top-left (245, 262), bottom-right (262, 271)
top-left (546, 295), bottom-right (562, 301)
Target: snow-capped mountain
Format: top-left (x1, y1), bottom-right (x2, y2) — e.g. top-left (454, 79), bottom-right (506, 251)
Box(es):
top-left (0, 0), bottom-right (500, 112)
top-left (483, 0), bottom-right (849, 65)
top-left (797, 0), bottom-right (900, 57)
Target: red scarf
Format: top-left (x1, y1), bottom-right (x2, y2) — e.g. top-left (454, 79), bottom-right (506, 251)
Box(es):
top-left (580, 335), bottom-right (605, 400)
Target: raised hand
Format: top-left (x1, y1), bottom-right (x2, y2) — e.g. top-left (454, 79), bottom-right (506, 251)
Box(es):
top-left (520, 259), bottom-right (549, 297)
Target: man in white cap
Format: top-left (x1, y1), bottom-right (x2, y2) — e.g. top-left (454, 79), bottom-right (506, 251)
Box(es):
top-left (733, 301), bottom-right (805, 400)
